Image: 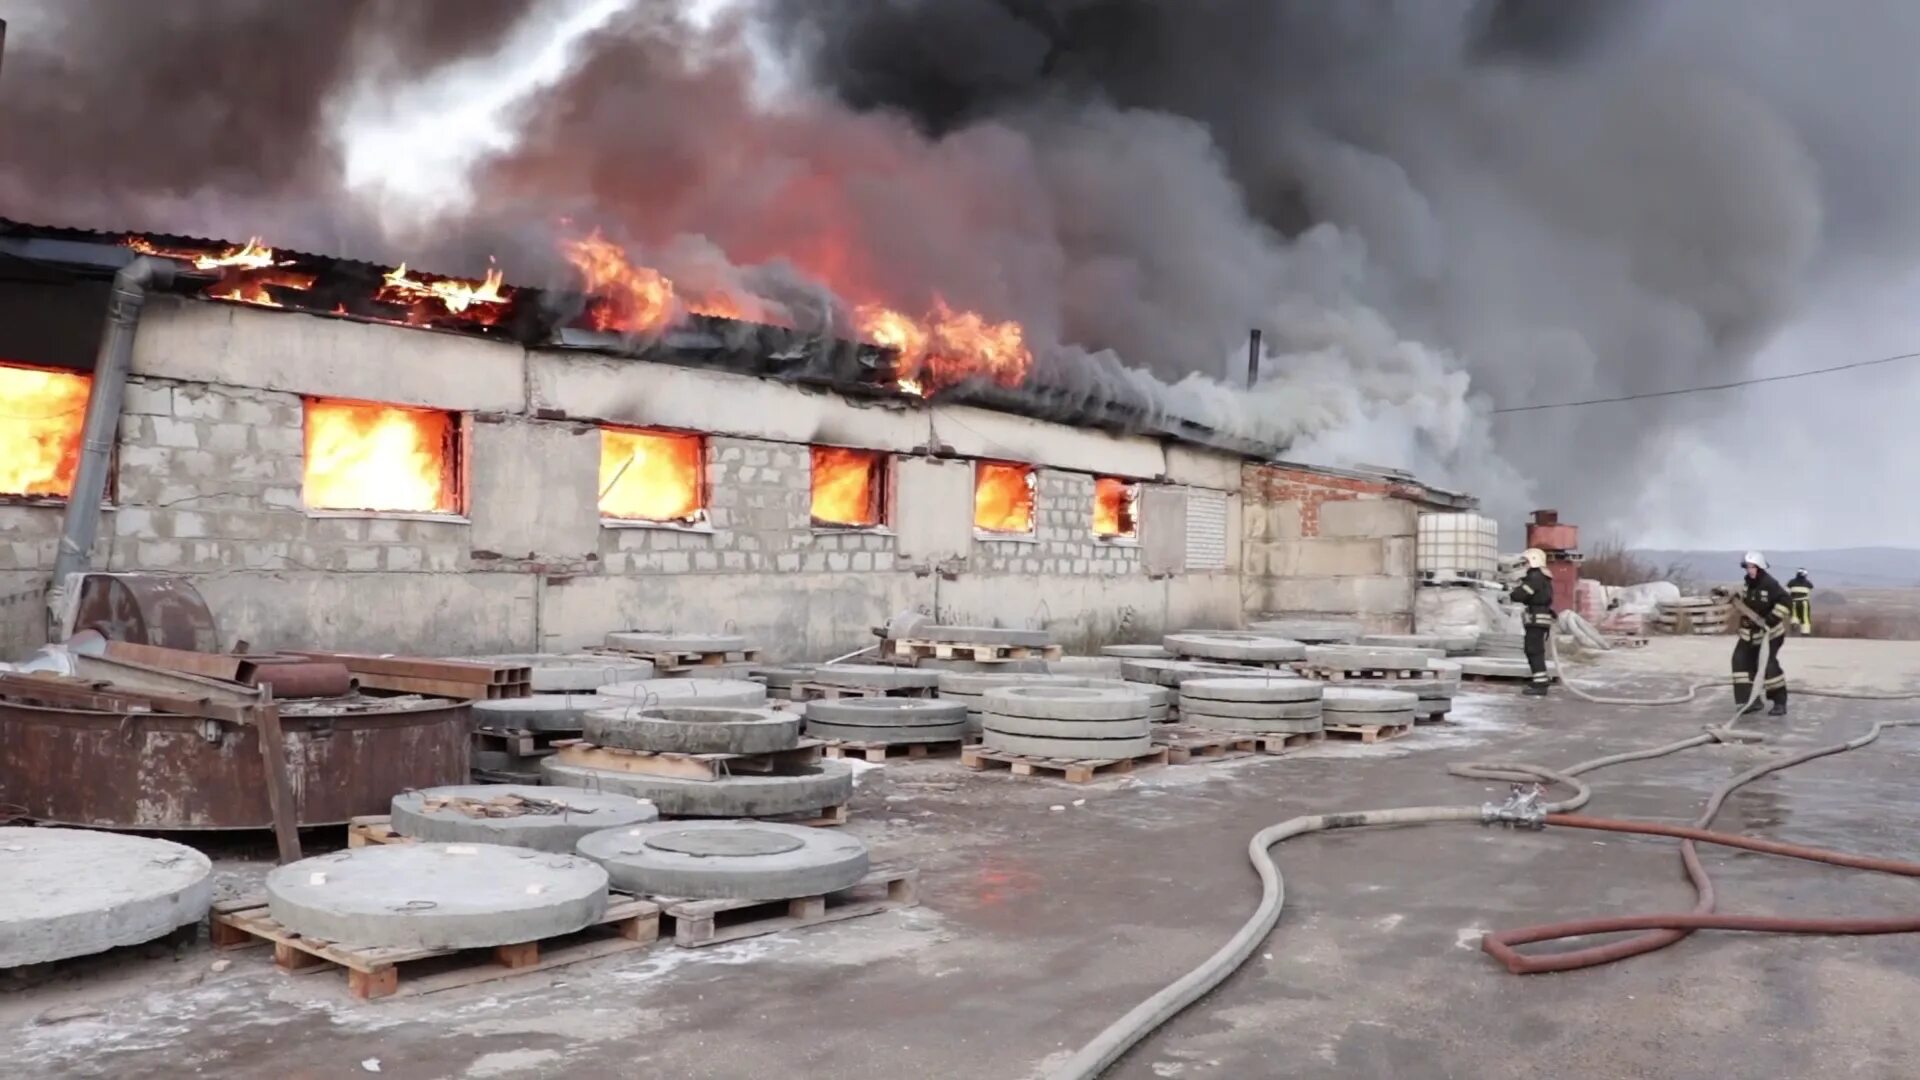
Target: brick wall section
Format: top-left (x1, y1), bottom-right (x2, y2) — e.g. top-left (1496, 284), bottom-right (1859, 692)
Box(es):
top-left (974, 469), bottom-right (1142, 576)
top-left (603, 436), bottom-right (898, 575)
top-left (1241, 463), bottom-right (1391, 538)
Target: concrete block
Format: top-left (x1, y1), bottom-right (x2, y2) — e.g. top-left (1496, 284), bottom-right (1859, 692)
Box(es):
top-left (113, 508), bottom-right (155, 538)
top-left (1267, 575), bottom-right (1412, 616)
top-left (851, 552), bottom-right (873, 572)
top-left (827, 552), bottom-right (850, 572)
top-left (659, 552), bottom-right (691, 574)
top-left (122, 382), bottom-right (173, 416)
top-left (231, 399), bottom-right (276, 426)
top-left (254, 426), bottom-right (302, 455)
top-left (721, 551), bottom-right (747, 570)
top-left (1272, 538), bottom-right (1386, 577)
top-left (170, 387), bottom-right (227, 421)
top-left (469, 419), bottom-right (598, 559)
top-left (170, 511), bottom-right (208, 539)
top-left (203, 424), bottom-right (249, 452)
top-left (136, 540), bottom-right (184, 568)
top-left (693, 551), bottom-right (719, 571)
top-left (1319, 498), bottom-right (1417, 539)
top-left (149, 417), bottom-right (200, 449)
top-left (132, 300), bottom-right (525, 412)
top-left (385, 546), bottom-right (423, 571)
top-left (227, 455), bottom-right (275, 481)
top-left (117, 445), bottom-right (168, 472)
top-left (1267, 502), bottom-right (1304, 541)
top-left (894, 457), bottom-right (974, 565)
top-left (1138, 485), bottom-right (1186, 576)
top-left (1384, 536), bottom-right (1416, 575)
top-left (344, 548), bottom-right (381, 571)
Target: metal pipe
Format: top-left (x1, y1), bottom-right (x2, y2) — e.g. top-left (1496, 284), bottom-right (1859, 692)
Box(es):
top-left (1246, 328), bottom-right (1262, 387)
top-left (48, 256), bottom-right (175, 636)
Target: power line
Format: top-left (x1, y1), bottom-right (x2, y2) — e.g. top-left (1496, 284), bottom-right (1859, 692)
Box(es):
top-left (1492, 348), bottom-right (1920, 415)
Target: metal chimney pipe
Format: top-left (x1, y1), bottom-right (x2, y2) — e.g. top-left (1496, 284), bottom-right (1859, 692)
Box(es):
top-left (1246, 328), bottom-right (1262, 387)
top-left (48, 256), bottom-right (176, 636)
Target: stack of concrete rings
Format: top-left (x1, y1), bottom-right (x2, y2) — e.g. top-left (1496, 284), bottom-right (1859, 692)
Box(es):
top-left (542, 699), bottom-right (853, 819)
top-left (1163, 632), bottom-right (1308, 665)
top-left (804, 698), bottom-right (969, 745)
top-left (1177, 677), bottom-right (1324, 734)
top-left (980, 685), bottom-right (1155, 760)
top-left (1321, 686), bottom-right (1419, 728)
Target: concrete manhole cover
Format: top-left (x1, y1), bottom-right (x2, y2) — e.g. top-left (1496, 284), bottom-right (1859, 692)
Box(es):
top-left (645, 827), bottom-right (806, 858)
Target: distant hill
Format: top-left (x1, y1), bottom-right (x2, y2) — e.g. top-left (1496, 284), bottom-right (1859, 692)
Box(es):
top-left (1629, 548), bottom-right (1920, 589)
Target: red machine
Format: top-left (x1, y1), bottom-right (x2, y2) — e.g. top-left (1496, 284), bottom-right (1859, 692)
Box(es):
top-left (1525, 509), bottom-right (1582, 613)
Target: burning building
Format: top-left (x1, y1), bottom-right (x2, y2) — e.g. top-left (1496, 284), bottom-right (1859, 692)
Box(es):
top-left (0, 219), bottom-right (1472, 659)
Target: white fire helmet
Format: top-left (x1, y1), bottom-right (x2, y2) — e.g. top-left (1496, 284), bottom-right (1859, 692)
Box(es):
top-left (1742, 551), bottom-right (1768, 570)
top-left (1522, 548), bottom-right (1547, 570)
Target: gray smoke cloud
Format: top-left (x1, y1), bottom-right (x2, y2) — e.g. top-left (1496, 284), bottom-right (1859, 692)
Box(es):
top-left (5, 0), bottom-right (1920, 543)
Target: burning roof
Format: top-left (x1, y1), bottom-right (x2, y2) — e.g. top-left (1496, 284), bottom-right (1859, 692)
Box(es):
top-left (0, 216), bottom-right (1270, 457)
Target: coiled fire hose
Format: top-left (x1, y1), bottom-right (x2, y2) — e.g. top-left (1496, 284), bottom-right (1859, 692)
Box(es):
top-left (1048, 617), bottom-right (1920, 1080)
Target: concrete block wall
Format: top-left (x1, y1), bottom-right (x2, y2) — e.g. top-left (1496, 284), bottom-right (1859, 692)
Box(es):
top-left (0, 300), bottom-right (1336, 660)
top-left (1241, 463), bottom-right (1429, 632)
top-left (974, 470), bottom-right (1142, 577)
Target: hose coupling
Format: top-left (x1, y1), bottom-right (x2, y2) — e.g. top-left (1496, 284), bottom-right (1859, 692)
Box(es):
top-left (1481, 783), bottom-right (1547, 828)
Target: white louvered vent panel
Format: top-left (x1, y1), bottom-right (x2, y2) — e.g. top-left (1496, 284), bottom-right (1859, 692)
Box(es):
top-left (1184, 489), bottom-right (1228, 571)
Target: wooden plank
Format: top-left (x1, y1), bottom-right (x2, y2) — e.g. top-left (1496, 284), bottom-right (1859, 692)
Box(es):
top-left (211, 896), bottom-right (660, 1000)
top-left (820, 739), bottom-right (960, 762)
top-left (960, 744), bottom-right (1168, 782)
top-left (664, 868), bottom-right (918, 948)
top-left (548, 740), bottom-right (823, 781)
top-left (251, 703), bottom-right (304, 864)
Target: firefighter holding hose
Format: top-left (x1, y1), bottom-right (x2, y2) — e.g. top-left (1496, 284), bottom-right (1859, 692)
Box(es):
top-left (1511, 548), bottom-right (1556, 696)
top-left (1733, 552), bottom-right (1792, 716)
top-left (1788, 568), bottom-right (1814, 635)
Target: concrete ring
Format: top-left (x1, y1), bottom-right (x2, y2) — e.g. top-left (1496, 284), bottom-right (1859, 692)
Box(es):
top-left (390, 785), bottom-right (658, 852)
top-left (804, 698), bottom-right (968, 727)
top-left (541, 759), bottom-right (855, 818)
top-left (980, 685), bottom-right (1151, 721)
top-left (576, 820), bottom-right (869, 901)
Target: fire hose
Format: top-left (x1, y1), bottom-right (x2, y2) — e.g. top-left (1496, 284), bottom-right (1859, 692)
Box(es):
top-left (1047, 620), bottom-right (1920, 1080)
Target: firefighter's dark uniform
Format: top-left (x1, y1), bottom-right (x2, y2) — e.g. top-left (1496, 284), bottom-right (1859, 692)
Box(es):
top-left (1510, 567), bottom-right (1556, 691)
top-left (1787, 571), bottom-right (1813, 634)
top-left (1733, 570), bottom-right (1792, 711)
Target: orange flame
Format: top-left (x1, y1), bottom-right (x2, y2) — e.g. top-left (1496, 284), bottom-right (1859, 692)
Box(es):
top-left (974, 461), bottom-right (1035, 533)
top-left (377, 262), bottom-right (511, 323)
top-left (302, 399), bottom-right (458, 514)
top-left (1093, 477), bottom-right (1139, 538)
top-left (811, 446), bottom-right (885, 527)
top-left (599, 427), bottom-right (704, 523)
top-left (564, 232), bottom-right (677, 334)
top-left (126, 235), bottom-right (316, 309)
top-left (857, 299), bottom-right (1032, 397)
top-left (0, 363), bottom-right (89, 498)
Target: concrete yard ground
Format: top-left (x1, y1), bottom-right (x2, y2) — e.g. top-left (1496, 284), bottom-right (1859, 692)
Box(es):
top-left (9, 637), bottom-right (1920, 1079)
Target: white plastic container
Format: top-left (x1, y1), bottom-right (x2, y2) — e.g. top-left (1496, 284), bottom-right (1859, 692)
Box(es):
top-left (1417, 513), bottom-right (1499, 577)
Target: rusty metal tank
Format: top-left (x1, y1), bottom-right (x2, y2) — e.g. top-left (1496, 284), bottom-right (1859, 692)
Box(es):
top-left (0, 697), bottom-right (470, 830)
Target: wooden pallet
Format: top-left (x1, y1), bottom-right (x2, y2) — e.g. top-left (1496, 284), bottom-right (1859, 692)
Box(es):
top-left (1156, 727), bottom-right (1325, 763)
top-left (209, 894), bottom-right (659, 1000)
top-left (660, 867), bottom-right (917, 948)
top-left (347, 816), bottom-right (408, 847)
top-left (960, 743), bottom-right (1169, 783)
top-left (884, 639), bottom-right (1063, 662)
top-left (791, 683), bottom-right (937, 702)
top-left (820, 738), bottom-right (962, 762)
top-left (760, 803), bottom-right (851, 828)
top-left (1301, 666), bottom-right (1440, 682)
top-left (471, 726), bottom-right (581, 759)
top-left (595, 647), bottom-right (761, 673)
top-left (548, 738), bottom-right (823, 781)
top-left (1322, 721), bottom-right (1414, 744)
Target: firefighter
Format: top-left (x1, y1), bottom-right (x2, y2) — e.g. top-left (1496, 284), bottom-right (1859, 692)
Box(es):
top-left (1787, 568), bottom-right (1814, 635)
top-left (1732, 552), bottom-right (1792, 716)
top-left (1511, 547), bottom-right (1556, 696)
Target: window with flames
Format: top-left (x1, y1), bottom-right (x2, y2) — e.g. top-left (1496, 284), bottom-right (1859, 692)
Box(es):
top-left (599, 427), bottom-right (706, 525)
top-left (810, 447), bottom-right (888, 529)
top-left (1092, 477), bottom-right (1140, 540)
top-left (0, 362), bottom-right (91, 501)
top-left (302, 398), bottom-right (463, 515)
top-left (974, 461), bottom-right (1036, 535)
